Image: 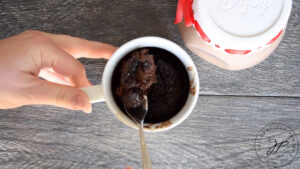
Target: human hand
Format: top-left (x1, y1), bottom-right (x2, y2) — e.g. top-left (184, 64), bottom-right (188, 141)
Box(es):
top-left (0, 30), bottom-right (117, 113)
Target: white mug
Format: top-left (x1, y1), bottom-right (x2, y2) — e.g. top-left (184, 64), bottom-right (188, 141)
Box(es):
top-left (81, 37), bottom-right (199, 132)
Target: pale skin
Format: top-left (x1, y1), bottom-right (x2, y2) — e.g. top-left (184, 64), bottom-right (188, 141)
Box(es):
top-left (0, 30), bottom-right (117, 113)
top-left (0, 31), bottom-right (135, 168)
top-left (0, 30), bottom-right (136, 168)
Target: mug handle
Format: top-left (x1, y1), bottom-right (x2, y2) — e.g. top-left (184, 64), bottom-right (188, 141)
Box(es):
top-left (80, 84), bottom-right (105, 103)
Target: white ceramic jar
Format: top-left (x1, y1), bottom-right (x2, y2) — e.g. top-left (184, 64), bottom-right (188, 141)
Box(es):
top-left (176, 0), bottom-right (292, 70)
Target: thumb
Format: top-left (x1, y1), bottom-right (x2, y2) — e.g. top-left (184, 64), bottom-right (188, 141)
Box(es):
top-left (28, 79), bottom-right (92, 113)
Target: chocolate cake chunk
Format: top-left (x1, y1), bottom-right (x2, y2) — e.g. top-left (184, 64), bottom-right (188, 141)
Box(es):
top-left (112, 47), bottom-right (189, 123)
top-left (116, 49), bottom-right (157, 108)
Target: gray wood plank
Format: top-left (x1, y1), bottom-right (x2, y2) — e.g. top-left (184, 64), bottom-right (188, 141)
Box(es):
top-left (0, 0), bottom-right (299, 97)
top-left (0, 96), bottom-right (299, 169)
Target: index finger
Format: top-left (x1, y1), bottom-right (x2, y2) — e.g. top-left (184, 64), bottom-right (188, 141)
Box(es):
top-left (42, 32), bottom-right (117, 59)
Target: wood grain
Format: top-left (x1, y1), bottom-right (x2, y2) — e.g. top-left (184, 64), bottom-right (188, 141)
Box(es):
top-left (0, 96), bottom-right (299, 169)
top-left (0, 0), bottom-right (299, 97)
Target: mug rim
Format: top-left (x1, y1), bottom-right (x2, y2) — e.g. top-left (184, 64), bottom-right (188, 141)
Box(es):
top-left (102, 36), bottom-right (199, 132)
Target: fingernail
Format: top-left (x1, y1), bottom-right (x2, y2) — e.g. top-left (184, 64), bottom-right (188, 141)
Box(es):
top-left (72, 94), bottom-right (92, 114)
top-left (72, 94), bottom-right (86, 110)
top-left (84, 106), bottom-right (92, 114)
top-left (125, 167), bottom-right (134, 169)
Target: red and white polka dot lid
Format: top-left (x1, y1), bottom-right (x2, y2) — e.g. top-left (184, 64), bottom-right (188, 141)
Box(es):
top-left (175, 0), bottom-right (292, 54)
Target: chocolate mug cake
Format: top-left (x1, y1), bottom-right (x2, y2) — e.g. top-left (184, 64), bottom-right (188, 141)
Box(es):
top-left (111, 47), bottom-right (189, 123)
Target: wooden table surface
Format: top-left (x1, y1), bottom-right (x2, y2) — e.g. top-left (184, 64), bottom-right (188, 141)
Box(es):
top-left (0, 0), bottom-right (299, 169)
